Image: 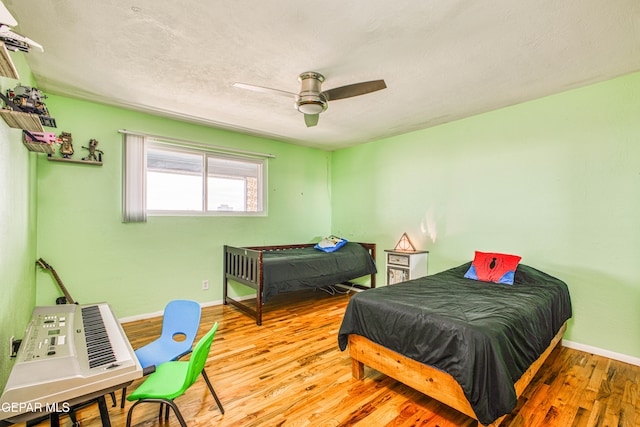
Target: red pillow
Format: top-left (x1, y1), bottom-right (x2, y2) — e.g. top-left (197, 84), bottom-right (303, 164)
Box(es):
top-left (464, 251), bottom-right (522, 285)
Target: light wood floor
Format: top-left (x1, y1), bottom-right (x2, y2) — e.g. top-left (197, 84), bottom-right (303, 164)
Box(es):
top-left (22, 289), bottom-right (640, 427)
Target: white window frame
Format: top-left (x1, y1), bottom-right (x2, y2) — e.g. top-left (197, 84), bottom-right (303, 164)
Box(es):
top-left (123, 132), bottom-right (269, 221)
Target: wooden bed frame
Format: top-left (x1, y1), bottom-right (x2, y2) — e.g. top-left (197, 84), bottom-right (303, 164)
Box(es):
top-left (223, 242), bottom-right (376, 325)
top-left (348, 321), bottom-right (567, 427)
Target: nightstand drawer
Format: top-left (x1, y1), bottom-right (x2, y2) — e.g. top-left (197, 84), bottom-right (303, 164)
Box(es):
top-left (387, 253), bottom-right (410, 266)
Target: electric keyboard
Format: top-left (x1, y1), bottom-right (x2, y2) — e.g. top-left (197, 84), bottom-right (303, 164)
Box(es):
top-left (0, 303), bottom-right (142, 423)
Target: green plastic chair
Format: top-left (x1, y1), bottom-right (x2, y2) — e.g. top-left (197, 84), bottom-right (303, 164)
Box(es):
top-left (125, 322), bottom-right (225, 427)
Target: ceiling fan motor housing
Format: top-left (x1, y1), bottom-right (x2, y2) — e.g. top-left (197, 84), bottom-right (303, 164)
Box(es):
top-left (296, 72), bottom-right (327, 115)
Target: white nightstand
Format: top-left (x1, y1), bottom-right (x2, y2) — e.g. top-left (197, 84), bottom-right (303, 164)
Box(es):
top-left (385, 250), bottom-right (429, 285)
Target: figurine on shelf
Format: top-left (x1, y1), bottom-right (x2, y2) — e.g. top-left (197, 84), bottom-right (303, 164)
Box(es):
top-left (58, 131), bottom-right (73, 158)
top-left (82, 139), bottom-right (103, 162)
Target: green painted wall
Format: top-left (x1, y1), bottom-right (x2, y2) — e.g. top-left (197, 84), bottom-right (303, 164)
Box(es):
top-left (34, 96), bottom-right (332, 317)
top-left (331, 71), bottom-right (640, 358)
top-left (0, 53), bottom-right (39, 389)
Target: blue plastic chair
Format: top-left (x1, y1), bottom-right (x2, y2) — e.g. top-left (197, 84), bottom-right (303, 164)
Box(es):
top-left (121, 300), bottom-right (202, 407)
top-left (135, 300), bottom-right (202, 367)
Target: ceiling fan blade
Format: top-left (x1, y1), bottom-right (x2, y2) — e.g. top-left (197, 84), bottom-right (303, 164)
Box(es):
top-left (304, 113), bottom-right (319, 127)
top-left (322, 79), bottom-right (386, 101)
top-left (232, 82), bottom-right (296, 99)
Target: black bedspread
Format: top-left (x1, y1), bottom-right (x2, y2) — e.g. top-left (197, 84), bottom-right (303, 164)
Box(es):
top-left (337, 262), bottom-right (572, 425)
top-left (261, 242), bottom-right (377, 303)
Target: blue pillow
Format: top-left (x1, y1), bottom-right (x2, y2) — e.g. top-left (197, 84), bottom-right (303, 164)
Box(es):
top-left (315, 236), bottom-right (348, 252)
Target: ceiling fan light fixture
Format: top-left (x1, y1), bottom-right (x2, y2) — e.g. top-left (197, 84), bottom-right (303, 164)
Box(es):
top-left (297, 99), bottom-right (326, 115)
top-left (296, 73), bottom-right (328, 115)
top-left (234, 70), bottom-right (386, 127)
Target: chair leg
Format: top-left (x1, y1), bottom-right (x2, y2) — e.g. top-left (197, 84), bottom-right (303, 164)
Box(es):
top-left (201, 369), bottom-right (225, 414)
top-left (126, 399), bottom-right (187, 427)
top-left (120, 386), bottom-right (127, 408)
top-left (155, 402), bottom-right (169, 421)
top-left (163, 399), bottom-right (188, 427)
top-left (126, 400), bottom-right (143, 427)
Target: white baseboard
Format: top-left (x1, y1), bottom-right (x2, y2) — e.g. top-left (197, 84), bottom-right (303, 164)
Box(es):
top-left (119, 294), bottom-right (256, 324)
top-left (562, 339), bottom-right (640, 367)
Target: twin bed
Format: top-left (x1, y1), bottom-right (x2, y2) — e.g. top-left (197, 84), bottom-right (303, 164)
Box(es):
top-left (223, 242), bottom-right (377, 325)
top-left (338, 261), bottom-right (572, 426)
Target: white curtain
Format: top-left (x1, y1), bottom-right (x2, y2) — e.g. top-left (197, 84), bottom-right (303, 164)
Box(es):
top-left (122, 133), bottom-right (147, 222)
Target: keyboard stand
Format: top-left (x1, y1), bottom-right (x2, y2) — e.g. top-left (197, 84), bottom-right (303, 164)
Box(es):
top-left (1, 382), bottom-right (131, 427)
top-left (20, 394), bottom-right (111, 427)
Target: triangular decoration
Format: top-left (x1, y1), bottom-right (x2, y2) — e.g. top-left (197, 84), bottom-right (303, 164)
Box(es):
top-left (394, 232), bottom-right (416, 252)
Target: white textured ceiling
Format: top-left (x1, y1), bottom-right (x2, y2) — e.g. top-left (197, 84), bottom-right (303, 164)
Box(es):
top-left (4, 0), bottom-right (640, 150)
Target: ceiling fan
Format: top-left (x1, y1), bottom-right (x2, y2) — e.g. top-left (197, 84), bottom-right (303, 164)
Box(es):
top-left (233, 72), bottom-right (386, 127)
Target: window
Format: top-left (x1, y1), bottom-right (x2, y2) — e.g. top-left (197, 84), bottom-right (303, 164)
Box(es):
top-left (146, 142), bottom-right (266, 215)
top-left (123, 133), bottom-right (267, 221)
top-left (207, 156), bottom-right (261, 212)
top-left (146, 147), bottom-right (204, 211)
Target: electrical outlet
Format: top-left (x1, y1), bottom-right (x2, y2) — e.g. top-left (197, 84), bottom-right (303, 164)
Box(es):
top-left (202, 280), bottom-right (209, 290)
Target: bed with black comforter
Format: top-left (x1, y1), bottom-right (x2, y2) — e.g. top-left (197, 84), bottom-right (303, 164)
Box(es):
top-left (260, 242), bottom-right (377, 302)
top-left (338, 262), bottom-right (572, 425)
top-left (224, 241), bottom-right (377, 325)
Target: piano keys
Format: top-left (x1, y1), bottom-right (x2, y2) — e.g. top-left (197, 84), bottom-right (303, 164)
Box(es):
top-left (0, 303), bottom-right (142, 424)
top-left (82, 305), bottom-right (117, 369)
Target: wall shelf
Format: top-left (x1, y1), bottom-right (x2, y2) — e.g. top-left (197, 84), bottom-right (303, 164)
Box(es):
top-left (0, 110), bottom-right (44, 132)
top-left (23, 140), bottom-right (55, 154)
top-left (47, 156), bottom-right (103, 166)
top-left (0, 41), bottom-right (19, 80)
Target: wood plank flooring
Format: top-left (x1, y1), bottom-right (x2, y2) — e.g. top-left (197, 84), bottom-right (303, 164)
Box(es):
top-left (21, 289), bottom-right (640, 426)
